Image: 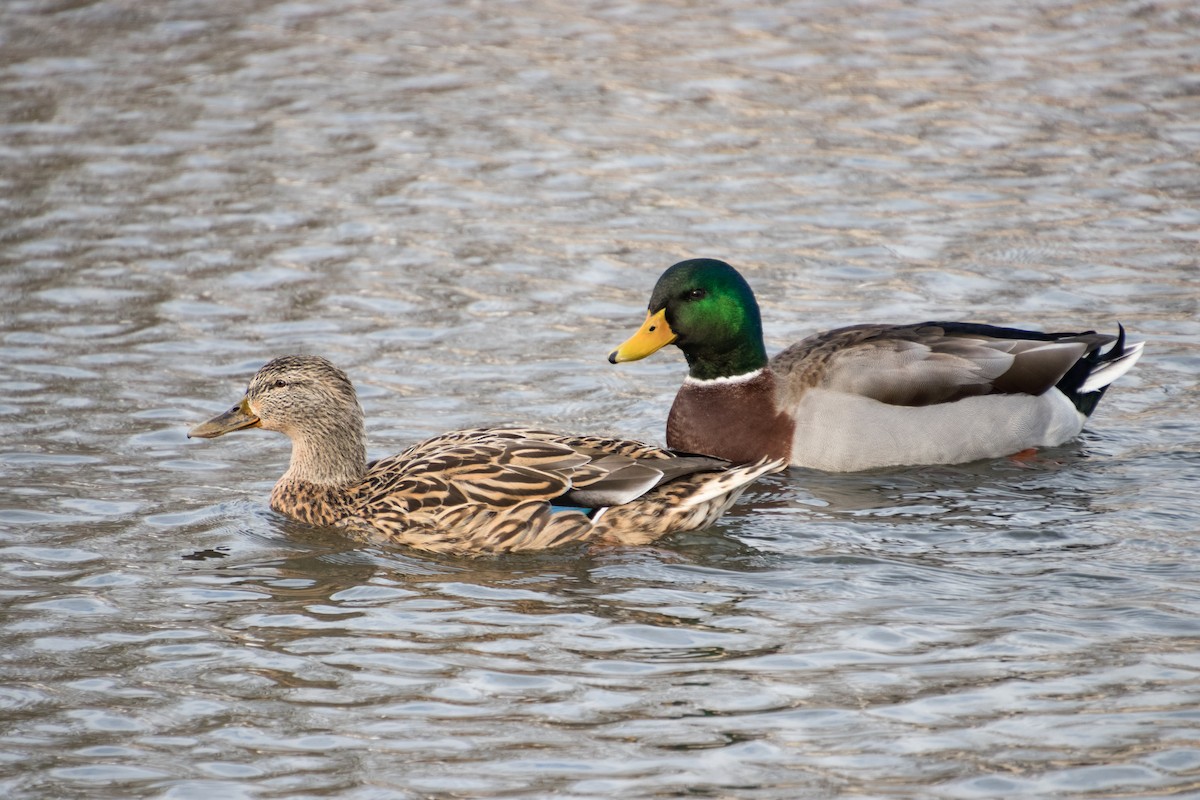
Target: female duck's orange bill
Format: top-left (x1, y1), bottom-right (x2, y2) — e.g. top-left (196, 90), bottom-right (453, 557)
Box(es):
top-left (608, 309), bottom-right (677, 363)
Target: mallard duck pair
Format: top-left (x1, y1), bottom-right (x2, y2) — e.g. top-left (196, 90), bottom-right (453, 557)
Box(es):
top-left (189, 355), bottom-right (782, 556)
top-left (610, 258), bottom-right (1144, 472)
top-left (191, 258), bottom-right (1143, 555)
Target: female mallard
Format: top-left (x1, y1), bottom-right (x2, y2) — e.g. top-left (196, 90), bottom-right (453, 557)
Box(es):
top-left (609, 258), bottom-right (1144, 472)
top-left (188, 355), bottom-right (782, 555)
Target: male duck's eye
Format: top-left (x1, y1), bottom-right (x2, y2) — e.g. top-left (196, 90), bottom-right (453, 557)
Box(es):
top-left (686, 288), bottom-right (706, 300)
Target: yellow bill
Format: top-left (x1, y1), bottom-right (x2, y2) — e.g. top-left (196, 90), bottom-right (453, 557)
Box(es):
top-left (608, 309), bottom-right (677, 363)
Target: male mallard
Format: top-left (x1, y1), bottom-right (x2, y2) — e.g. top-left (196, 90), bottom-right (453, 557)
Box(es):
top-left (188, 355), bottom-right (782, 555)
top-left (609, 258), bottom-right (1144, 472)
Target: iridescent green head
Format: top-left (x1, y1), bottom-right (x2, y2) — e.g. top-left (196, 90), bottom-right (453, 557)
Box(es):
top-left (609, 259), bottom-right (768, 381)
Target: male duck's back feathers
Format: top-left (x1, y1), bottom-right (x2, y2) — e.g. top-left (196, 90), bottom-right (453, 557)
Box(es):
top-left (773, 322), bottom-right (1121, 409)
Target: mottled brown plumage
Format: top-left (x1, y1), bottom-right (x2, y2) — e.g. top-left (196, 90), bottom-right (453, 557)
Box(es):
top-left (189, 356), bottom-right (782, 555)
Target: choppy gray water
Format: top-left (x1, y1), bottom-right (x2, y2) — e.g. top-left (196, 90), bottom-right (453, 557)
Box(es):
top-left (2, 0), bottom-right (1199, 797)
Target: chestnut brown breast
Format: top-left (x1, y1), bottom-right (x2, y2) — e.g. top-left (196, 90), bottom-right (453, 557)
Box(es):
top-left (666, 371), bottom-right (793, 463)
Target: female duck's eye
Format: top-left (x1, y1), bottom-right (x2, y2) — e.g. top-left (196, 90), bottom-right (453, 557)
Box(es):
top-left (686, 288), bottom-right (706, 300)
top-left (272, 379), bottom-right (288, 389)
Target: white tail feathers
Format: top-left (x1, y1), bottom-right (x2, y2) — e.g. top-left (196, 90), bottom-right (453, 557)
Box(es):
top-left (1080, 339), bottom-right (1145, 394)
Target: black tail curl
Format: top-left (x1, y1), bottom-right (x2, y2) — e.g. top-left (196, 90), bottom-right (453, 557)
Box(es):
top-left (1056, 323), bottom-right (1128, 417)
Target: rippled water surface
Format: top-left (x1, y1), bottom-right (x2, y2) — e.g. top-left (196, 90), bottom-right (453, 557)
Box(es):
top-left (3, 0), bottom-right (1199, 797)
